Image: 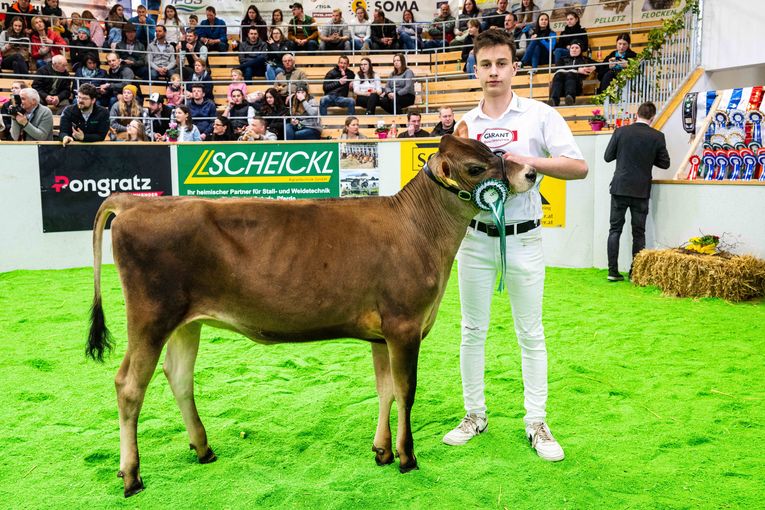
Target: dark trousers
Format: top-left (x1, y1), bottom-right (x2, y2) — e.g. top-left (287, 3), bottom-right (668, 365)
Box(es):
top-left (550, 72), bottom-right (582, 105)
top-left (379, 93), bottom-right (415, 114)
top-left (356, 94), bottom-right (379, 114)
top-left (607, 194), bottom-right (649, 274)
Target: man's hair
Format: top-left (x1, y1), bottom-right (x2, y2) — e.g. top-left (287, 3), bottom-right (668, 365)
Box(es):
top-left (338, 55), bottom-right (349, 64)
top-left (106, 52), bottom-right (119, 61)
top-left (206, 6), bottom-right (216, 14)
top-left (188, 14), bottom-right (198, 21)
top-left (252, 116), bottom-right (267, 127)
top-left (439, 106), bottom-right (453, 115)
top-left (473, 29), bottom-right (517, 62)
top-left (12, 80), bottom-right (26, 89)
top-left (20, 88), bottom-right (40, 104)
top-left (467, 19), bottom-right (481, 29)
top-left (78, 83), bottom-right (98, 99)
top-left (637, 101), bottom-right (657, 120)
top-left (505, 12), bottom-right (517, 22)
top-left (51, 54), bottom-right (67, 66)
top-left (407, 109), bottom-right (422, 121)
top-left (191, 83), bottom-right (205, 91)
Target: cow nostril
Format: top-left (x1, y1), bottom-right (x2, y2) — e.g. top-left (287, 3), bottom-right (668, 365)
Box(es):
top-left (525, 171), bottom-right (537, 182)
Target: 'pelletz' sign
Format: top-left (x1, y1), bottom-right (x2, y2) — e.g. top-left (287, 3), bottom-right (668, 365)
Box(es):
top-left (38, 145), bottom-right (172, 233)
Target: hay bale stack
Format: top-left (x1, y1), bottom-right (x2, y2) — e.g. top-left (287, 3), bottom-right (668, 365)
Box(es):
top-left (631, 249), bottom-right (765, 301)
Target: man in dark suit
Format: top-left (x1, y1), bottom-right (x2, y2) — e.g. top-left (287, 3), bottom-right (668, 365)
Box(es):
top-left (604, 101), bottom-right (671, 281)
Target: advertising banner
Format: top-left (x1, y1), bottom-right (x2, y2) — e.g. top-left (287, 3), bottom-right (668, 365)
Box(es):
top-left (177, 142), bottom-right (341, 199)
top-left (38, 145), bottom-right (172, 233)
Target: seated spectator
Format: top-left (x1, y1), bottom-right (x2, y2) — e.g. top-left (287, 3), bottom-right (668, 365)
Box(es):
top-left (165, 73), bottom-right (183, 107)
top-left (520, 12), bottom-right (555, 70)
top-left (461, 19), bottom-right (482, 78)
top-left (270, 8), bottom-right (289, 36)
top-left (480, 0), bottom-right (510, 31)
top-left (210, 115), bottom-right (236, 141)
top-left (224, 88), bottom-right (254, 135)
top-left (502, 14), bottom-right (524, 60)
top-left (181, 29), bottom-right (208, 72)
top-left (550, 40), bottom-right (596, 106)
top-left (80, 10), bottom-right (105, 47)
top-left (67, 12), bottom-right (85, 43)
top-left (145, 92), bottom-right (173, 140)
top-left (185, 58), bottom-right (213, 101)
top-left (59, 84), bottom-right (110, 145)
top-left (285, 82), bottom-right (321, 140)
top-left (3, 0), bottom-right (38, 33)
top-left (32, 54), bottom-right (71, 114)
top-left (397, 9), bottom-right (422, 51)
top-left (370, 8), bottom-right (398, 51)
top-left (287, 3), bottom-right (319, 52)
top-left (239, 116), bottom-right (277, 141)
top-left (341, 116), bottom-right (366, 139)
top-left (319, 8), bottom-right (350, 52)
top-left (597, 33), bottom-right (636, 94)
top-left (169, 104), bottom-right (201, 141)
top-left (75, 55), bottom-right (107, 93)
top-left (553, 10), bottom-right (589, 65)
top-left (0, 16), bottom-right (31, 75)
top-left (185, 13), bottom-right (198, 34)
top-left (148, 25), bottom-right (177, 81)
top-left (238, 26), bottom-right (268, 81)
top-left (101, 52), bottom-right (135, 107)
top-left (350, 7), bottom-right (370, 51)
top-left (259, 87), bottom-right (287, 139)
top-left (122, 119), bottom-right (150, 141)
top-left (352, 57), bottom-right (382, 115)
top-left (0, 79), bottom-right (25, 140)
top-left (68, 26), bottom-right (99, 71)
top-left (196, 6), bottom-right (228, 52)
top-left (9, 87), bottom-right (53, 141)
top-left (274, 53), bottom-right (307, 97)
top-left (104, 4), bottom-right (128, 49)
top-left (129, 4), bottom-right (156, 47)
top-left (454, 0), bottom-right (481, 43)
top-left (161, 4), bottom-right (184, 46)
top-left (185, 83), bottom-right (216, 139)
top-left (423, 2), bottom-right (455, 50)
top-left (431, 106), bottom-right (455, 136)
top-left (320, 55), bottom-right (355, 116)
top-left (116, 23), bottom-right (147, 79)
top-left (109, 84), bottom-right (145, 139)
top-left (512, 0), bottom-right (540, 36)
top-left (378, 53), bottom-right (415, 115)
top-left (241, 5), bottom-right (268, 42)
top-left (266, 28), bottom-right (291, 82)
top-left (29, 15), bottom-right (66, 69)
top-left (397, 110), bottom-right (429, 138)
top-left (41, 0), bottom-right (67, 36)
top-left (228, 68), bottom-right (248, 102)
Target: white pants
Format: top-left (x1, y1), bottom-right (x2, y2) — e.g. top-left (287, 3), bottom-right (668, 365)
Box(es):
top-left (456, 225), bottom-right (547, 425)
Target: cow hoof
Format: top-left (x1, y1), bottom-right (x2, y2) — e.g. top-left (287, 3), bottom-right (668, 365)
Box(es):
top-left (123, 476), bottom-right (145, 498)
top-left (398, 459), bottom-right (419, 474)
top-left (372, 446), bottom-right (394, 466)
top-left (199, 447), bottom-right (217, 464)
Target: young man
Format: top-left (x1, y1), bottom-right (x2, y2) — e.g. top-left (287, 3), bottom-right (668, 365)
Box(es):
top-left (287, 3), bottom-right (319, 52)
top-left (442, 29), bottom-right (588, 462)
top-left (431, 106), bottom-right (455, 136)
top-left (604, 101), bottom-right (670, 281)
top-left (59, 83), bottom-right (110, 145)
top-left (396, 110), bottom-right (429, 138)
top-left (319, 55), bottom-right (355, 116)
top-left (196, 6), bottom-right (228, 52)
top-left (319, 8), bottom-right (350, 52)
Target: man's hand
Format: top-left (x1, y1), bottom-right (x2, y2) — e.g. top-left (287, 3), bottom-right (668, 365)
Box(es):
top-left (14, 112), bottom-right (28, 126)
top-left (72, 127), bottom-right (85, 141)
top-left (502, 151), bottom-right (533, 167)
top-left (61, 135), bottom-right (74, 146)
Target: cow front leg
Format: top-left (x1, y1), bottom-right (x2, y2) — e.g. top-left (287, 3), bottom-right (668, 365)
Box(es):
top-left (371, 342), bottom-right (394, 466)
top-left (387, 334), bottom-right (421, 473)
top-left (115, 341), bottom-right (163, 497)
top-left (163, 322), bottom-right (216, 464)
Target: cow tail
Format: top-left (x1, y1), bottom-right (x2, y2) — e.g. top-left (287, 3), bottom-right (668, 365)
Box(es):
top-left (86, 197), bottom-right (120, 362)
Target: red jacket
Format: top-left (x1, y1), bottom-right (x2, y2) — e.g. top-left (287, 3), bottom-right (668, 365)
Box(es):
top-left (30, 28), bottom-right (67, 60)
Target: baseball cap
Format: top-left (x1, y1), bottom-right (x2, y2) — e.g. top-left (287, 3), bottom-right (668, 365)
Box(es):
top-left (148, 92), bottom-right (162, 103)
top-left (289, 3), bottom-right (303, 9)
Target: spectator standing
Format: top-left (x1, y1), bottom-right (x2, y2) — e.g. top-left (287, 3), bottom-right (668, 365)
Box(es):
top-left (161, 4), bottom-right (185, 46)
top-left (274, 53), bottom-right (307, 97)
top-left (239, 116), bottom-right (277, 141)
top-left (370, 8), bottom-right (398, 51)
top-left (553, 10), bottom-right (588, 65)
top-left (319, 8), bottom-right (350, 52)
top-left (480, 0), bottom-right (510, 31)
top-left (109, 83), bottom-right (144, 138)
top-left (597, 33), bottom-right (636, 94)
top-left (550, 40), bottom-right (595, 106)
top-left (520, 12), bottom-right (555, 70)
top-left (68, 26), bottom-right (99, 71)
top-left (287, 3), bottom-right (318, 52)
top-left (266, 28), bottom-right (291, 82)
top-left (144, 92), bottom-right (173, 140)
top-left (196, 6), bottom-right (228, 52)
top-left (259, 87), bottom-right (287, 139)
top-left (396, 110), bottom-right (429, 138)
top-left (431, 106), bottom-right (455, 135)
top-left (9, 87), bottom-right (52, 140)
top-left (352, 57), bottom-right (381, 115)
top-left (0, 16), bottom-right (31, 75)
top-left (378, 53), bottom-right (415, 114)
top-left (224, 88), bottom-right (254, 135)
top-left (59, 84), bottom-right (110, 145)
top-left (170, 104), bottom-right (202, 141)
top-left (32, 53), bottom-right (71, 114)
top-left (319, 55), bottom-right (356, 116)
top-left (350, 7), bottom-right (370, 51)
top-left (116, 23), bottom-right (147, 79)
top-left (340, 116), bottom-right (366, 139)
top-left (101, 51), bottom-right (135, 107)
top-left (397, 9), bottom-right (422, 51)
top-left (186, 83), bottom-right (216, 139)
top-left (238, 26), bottom-right (268, 81)
top-left (129, 5), bottom-right (156, 47)
top-left (3, 0), bottom-right (38, 33)
top-left (604, 101), bottom-right (670, 281)
top-left (148, 25), bottom-right (177, 81)
top-left (29, 15), bottom-right (66, 69)
top-left (285, 82), bottom-right (321, 140)
top-left (241, 5), bottom-right (268, 42)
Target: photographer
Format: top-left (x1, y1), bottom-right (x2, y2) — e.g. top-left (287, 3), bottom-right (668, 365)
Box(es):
top-left (59, 83), bottom-right (110, 146)
top-left (9, 87), bottom-right (53, 141)
top-left (1, 79), bottom-right (25, 140)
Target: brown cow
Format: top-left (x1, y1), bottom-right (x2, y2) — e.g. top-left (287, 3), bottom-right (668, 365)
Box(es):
top-left (86, 134), bottom-right (537, 497)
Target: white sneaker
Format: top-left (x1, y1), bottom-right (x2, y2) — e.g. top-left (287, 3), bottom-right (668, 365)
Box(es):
top-left (526, 422), bottom-right (565, 461)
top-left (443, 413), bottom-right (487, 446)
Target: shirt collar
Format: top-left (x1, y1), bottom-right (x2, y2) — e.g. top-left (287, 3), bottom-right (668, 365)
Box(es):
top-left (475, 91), bottom-right (527, 120)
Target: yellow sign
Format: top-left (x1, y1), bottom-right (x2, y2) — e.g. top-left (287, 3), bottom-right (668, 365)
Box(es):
top-left (399, 140), bottom-right (440, 188)
top-left (540, 177), bottom-right (566, 228)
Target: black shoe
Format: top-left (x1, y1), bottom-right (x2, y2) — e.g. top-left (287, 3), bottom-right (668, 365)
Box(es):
top-left (564, 95), bottom-right (575, 106)
top-left (607, 273), bottom-right (625, 282)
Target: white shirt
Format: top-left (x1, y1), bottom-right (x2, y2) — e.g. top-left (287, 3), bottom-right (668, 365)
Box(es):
top-left (461, 93), bottom-right (583, 222)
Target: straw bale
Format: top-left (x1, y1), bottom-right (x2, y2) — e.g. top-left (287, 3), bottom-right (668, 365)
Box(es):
top-left (631, 249), bottom-right (765, 301)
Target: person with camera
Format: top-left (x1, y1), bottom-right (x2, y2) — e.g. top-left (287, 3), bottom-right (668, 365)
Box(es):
top-left (1, 79), bottom-right (25, 140)
top-left (59, 84), bottom-right (110, 146)
top-left (9, 87), bottom-right (53, 141)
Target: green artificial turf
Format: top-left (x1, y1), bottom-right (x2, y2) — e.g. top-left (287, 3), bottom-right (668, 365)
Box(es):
top-left (0, 266), bottom-right (762, 509)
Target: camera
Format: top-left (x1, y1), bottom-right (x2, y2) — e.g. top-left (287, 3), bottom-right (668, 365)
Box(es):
top-left (8, 94), bottom-right (24, 117)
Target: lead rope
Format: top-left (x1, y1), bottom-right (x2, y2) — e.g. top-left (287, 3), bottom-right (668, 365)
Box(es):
top-left (473, 178), bottom-right (510, 292)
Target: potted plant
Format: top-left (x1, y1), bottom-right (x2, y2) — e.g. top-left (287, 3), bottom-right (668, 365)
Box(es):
top-left (375, 119), bottom-right (389, 139)
top-left (589, 109), bottom-right (607, 131)
top-left (165, 121), bottom-right (179, 142)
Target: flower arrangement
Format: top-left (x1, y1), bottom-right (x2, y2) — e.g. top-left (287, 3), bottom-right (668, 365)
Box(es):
top-left (684, 234), bottom-right (720, 255)
top-left (589, 109), bottom-right (607, 124)
top-left (166, 120), bottom-right (179, 142)
top-left (375, 119), bottom-right (389, 139)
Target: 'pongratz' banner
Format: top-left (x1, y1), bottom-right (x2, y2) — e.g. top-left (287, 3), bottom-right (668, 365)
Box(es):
top-left (38, 145), bottom-right (172, 233)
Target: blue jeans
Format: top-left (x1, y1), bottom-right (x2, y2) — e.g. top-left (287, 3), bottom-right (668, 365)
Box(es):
top-left (466, 53), bottom-right (476, 79)
top-left (553, 47), bottom-right (569, 65)
top-left (398, 31), bottom-right (419, 51)
top-left (422, 39), bottom-right (447, 50)
top-left (265, 64), bottom-right (284, 83)
top-left (239, 56), bottom-right (266, 81)
top-left (285, 124), bottom-right (321, 140)
top-left (521, 40), bottom-right (550, 69)
top-left (352, 38), bottom-right (369, 50)
top-left (293, 40), bottom-right (318, 52)
top-left (319, 95), bottom-right (355, 115)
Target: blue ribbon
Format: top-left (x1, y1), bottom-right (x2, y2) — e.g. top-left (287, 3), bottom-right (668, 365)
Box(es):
top-left (705, 91), bottom-right (717, 142)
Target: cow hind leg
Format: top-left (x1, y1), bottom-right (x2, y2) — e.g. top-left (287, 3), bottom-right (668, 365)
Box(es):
top-left (371, 342), bottom-right (394, 466)
top-left (162, 321), bottom-right (216, 464)
top-left (385, 327), bottom-right (421, 474)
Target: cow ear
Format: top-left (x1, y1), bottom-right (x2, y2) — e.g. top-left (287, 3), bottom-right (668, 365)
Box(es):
top-left (453, 120), bottom-right (469, 139)
top-left (429, 152), bottom-right (460, 188)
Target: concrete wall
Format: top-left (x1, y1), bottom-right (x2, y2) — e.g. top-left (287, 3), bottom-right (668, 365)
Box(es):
top-left (701, 1), bottom-right (765, 72)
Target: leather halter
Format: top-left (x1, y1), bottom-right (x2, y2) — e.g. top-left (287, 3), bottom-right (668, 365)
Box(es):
top-left (422, 150), bottom-right (509, 202)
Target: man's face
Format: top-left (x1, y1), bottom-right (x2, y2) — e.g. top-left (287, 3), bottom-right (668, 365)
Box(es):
top-left (504, 15), bottom-right (516, 31)
top-left (149, 101), bottom-right (161, 113)
top-left (498, 0), bottom-right (508, 11)
top-left (338, 58), bottom-right (348, 71)
top-left (475, 44), bottom-right (516, 99)
top-left (125, 30), bottom-right (135, 42)
top-left (137, 7), bottom-right (147, 21)
top-left (156, 26), bottom-right (166, 40)
top-left (440, 4), bottom-right (449, 17)
top-left (332, 11), bottom-right (341, 23)
top-left (206, 10), bottom-right (215, 22)
top-left (11, 83), bottom-right (22, 95)
top-left (292, 7), bottom-right (302, 18)
top-left (19, 0), bottom-right (30, 8)
top-left (439, 108), bottom-right (454, 128)
top-left (77, 93), bottom-right (94, 110)
top-left (107, 55), bottom-right (120, 70)
top-left (374, 10), bottom-right (383, 23)
top-left (283, 55), bottom-right (295, 70)
top-left (409, 115), bottom-right (421, 131)
top-left (248, 29), bottom-right (258, 42)
top-left (192, 88), bottom-right (204, 101)
top-left (52, 59), bottom-right (67, 73)
top-left (20, 93), bottom-right (35, 111)
top-left (252, 120), bottom-right (266, 134)
top-left (186, 32), bottom-right (196, 44)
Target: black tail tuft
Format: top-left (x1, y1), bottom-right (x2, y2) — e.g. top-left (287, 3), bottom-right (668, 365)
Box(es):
top-left (87, 295), bottom-right (114, 362)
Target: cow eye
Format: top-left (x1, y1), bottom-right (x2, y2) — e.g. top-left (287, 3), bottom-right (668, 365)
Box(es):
top-left (468, 166), bottom-right (484, 176)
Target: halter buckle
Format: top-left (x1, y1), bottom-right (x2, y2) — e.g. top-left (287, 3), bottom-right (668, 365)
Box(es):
top-left (457, 190), bottom-right (472, 202)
